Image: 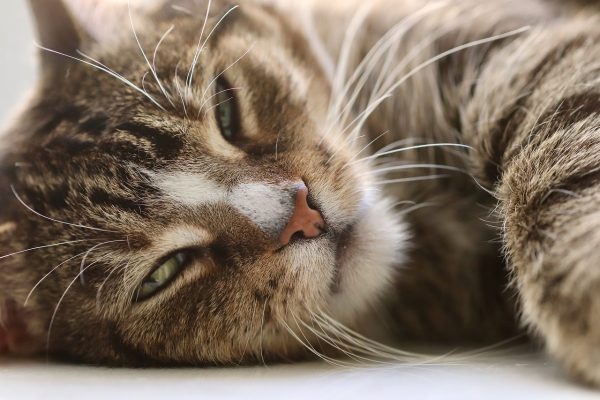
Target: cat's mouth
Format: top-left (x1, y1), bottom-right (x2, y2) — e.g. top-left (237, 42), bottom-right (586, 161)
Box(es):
top-left (331, 223), bottom-right (357, 293)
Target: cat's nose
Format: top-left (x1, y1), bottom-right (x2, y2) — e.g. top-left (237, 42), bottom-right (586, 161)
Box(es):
top-left (278, 185), bottom-right (326, 246)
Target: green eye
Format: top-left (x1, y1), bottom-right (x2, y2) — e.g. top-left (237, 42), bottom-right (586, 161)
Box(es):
top-left (214, 76), bottom-right (241, 142)
top-left (135, 251), bottom-right (190, 301)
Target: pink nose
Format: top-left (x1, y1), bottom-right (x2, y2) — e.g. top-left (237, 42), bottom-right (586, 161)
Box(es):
top-left (278, 186), bottom-right (326, 246)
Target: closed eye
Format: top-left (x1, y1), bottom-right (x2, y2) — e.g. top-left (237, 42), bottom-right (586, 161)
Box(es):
top-left (214, 76), bottom-right (242, 142)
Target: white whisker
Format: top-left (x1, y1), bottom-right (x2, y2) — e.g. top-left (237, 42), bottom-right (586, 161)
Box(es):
top-left (11, 185), bottom-right (117, 233)
top-left (171, 4), bottom-right (193, 16)
top-left (351, 143), bottom-right (472, 165)
top-left (96, 261), bottom-right (130, 310)
top-left (325, 2), bottom-right (446, 140)
top-left (37, 45), bottom-right (166, 111)
top-left (25, 250), bottom-right (89, 306)
top-left (0, 239), bottom-right (91, 262)
top-left (356, 27), bottom-right (531, 139)
top-left (188, 4), bottom-right (241, 90)
top-left (325, 2), bottom-right (373, 130)
top-left (199, 86), bottom-right (242, 112)
top-left (46, 251), bottom-right (117, 355)
top-left (128, 1), bottom-right (175, 108)
top-left (173, 61), bottom-right (189, 118)
top-left (152, 25), bottom-right (175, 89)
top-left (335, 131), bottom-right (389, 166)
top-left (187, 0), bottom-right (213, 88)
top-left (375, 174), bottom-right (449, 185)
top-left (79, 240), bottom-right (127, 285)
top-left (199, 44), bottom-right (256, 115)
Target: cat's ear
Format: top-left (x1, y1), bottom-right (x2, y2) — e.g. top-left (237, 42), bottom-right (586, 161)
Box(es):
top-left (27, 0), bottom-right (123, 74)
top-left (28, 0), bottom-right (90, 72)
top-left (0, 298), bottom-right (40, 356)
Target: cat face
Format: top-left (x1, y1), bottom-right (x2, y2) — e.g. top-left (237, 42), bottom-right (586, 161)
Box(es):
top-left (0, 0), bottom-right (406, 365)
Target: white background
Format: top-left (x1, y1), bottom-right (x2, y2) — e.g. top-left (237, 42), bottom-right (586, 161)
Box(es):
top-left (0, 2), bottom-right (35, 125)
top-left (0, 2), bottom-right (599, 399)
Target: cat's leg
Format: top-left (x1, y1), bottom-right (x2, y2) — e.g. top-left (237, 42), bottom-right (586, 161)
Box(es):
top-left (465, 19), bottom-right (600, 385)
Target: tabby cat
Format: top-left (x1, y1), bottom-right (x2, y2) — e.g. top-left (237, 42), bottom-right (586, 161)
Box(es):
top-left (1, 0), bottom-right (600, 386)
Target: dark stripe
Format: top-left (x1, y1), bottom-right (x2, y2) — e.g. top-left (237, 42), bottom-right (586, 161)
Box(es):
top-left (79, 113), bottom-right (109, 135)
top-left (485, 36), bottom-right (588, 183)
top-left (46, 136), bottom-right (96, 155)
top-left (114, 122), bottom-right (184, 160)
top-left (534, 92), bottom-right (600, 134)
top-left (45, 181), bottom-right (70, 209)
top-left (34, 105), bottom-right (85, 136)
top-left (89, 188), bottom-right (147, 216)
top-left (97, 139), bottom-right (158, 165)
top-left (21, 185), bottom-right (63, 213)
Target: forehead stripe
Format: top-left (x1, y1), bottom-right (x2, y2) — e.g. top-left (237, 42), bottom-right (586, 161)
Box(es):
top-left (115, 122), bottom-right (184, 160)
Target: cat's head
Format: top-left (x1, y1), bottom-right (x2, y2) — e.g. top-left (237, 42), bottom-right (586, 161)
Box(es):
top-left (0, 0), bottom-right (406, 365)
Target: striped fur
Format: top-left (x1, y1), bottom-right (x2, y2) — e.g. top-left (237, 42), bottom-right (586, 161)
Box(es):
top-left (0, 0), bottom-right (599, 386)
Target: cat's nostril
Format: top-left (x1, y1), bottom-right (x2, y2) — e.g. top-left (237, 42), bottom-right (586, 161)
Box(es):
top-left (278, 185), bottom-right (326, 246)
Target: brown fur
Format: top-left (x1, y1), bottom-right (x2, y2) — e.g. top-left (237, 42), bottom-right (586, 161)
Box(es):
top-left (1, 0), bottom-right (600, 386)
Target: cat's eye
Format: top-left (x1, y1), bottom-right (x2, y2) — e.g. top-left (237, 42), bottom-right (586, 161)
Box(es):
top-left (214, 76), bottom-right (241, 142)
top-left (135, 251), bottom-right (191, 301)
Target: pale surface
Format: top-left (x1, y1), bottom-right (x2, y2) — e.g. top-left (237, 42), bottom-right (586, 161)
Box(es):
top-left (1, 2), bottom-right (600, 399)
top-left (1, 353), bottom-right (599, 400)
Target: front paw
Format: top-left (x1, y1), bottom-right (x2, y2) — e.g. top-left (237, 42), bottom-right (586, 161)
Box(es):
top-left (511, 208), bottom-right (600, 386)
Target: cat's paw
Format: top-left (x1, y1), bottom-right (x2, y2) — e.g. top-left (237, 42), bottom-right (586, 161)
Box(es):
top-left (513, 210), bottom-right (600, 386)
top-left (541, 303), bottom-right (600, 386)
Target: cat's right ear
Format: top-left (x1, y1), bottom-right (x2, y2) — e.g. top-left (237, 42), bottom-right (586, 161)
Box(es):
top-left (27, 0), bottom-right (126, 78)
top-left (27, 0), bottom-right (91, 75)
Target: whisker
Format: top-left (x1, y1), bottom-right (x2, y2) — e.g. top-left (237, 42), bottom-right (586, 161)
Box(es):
top-left (24, 250), bottom-right (89, 306)
top-left (187, 0), bottom-right (213, 88)
top-left (353, 27), bottom-right (531, 140)
top-left (95, 261), bottom-right (128, 311)
top-left (173, 61), bottom-right (189, 118)
top-left (171, 4), bottom-right (193, 16)
top-left (37, 45), bottom-right (166, 111)
top-left (351, 143), bottom-right (472, 165)
top-left (152, 25), bottom-right (175, 89)
top-left (328, 95), bottom-right (392, 150)
top-left (282, 311), bottom-right (354, 368)
top-left (199, 86), bottom-right (242, 112)
top-left (0, 239), bottom-right (93, 262)
top-left (11, 185), bottom-right (117, 233)
top-left (325, 3), bottom-right (446, 140)
top-left (298, 315), bottom-right (392, 365)
top-left (188, 4), bottom-right (240, 90)
top-left (314, 311), bottom-right (447, 362)
top-left (79, 240), bottom-right (127, 285)
top-left (374, 174), bottom-right (450, 185)
top-left (199, 44), bottom-right (256, 115)
top-left (325, 2), bottom-right (373, 130)
top-left (368, 163), bottom-right (468, 176)
top-left (46, 251), bottom-right (117, 356)
top-left (258, 298), bottom-right (269, 366)
top-left (339, 131), bottom-right (389, 166)
top-left (398, 202), bottom-right (439, 215)
top-left (127, 1), bottom-right (175, 108)
top-left (204, 96), bottom-right (234, 114)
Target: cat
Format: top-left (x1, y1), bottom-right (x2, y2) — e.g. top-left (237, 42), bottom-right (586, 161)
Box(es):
top-left (1, 0), bottom-right (600, 386)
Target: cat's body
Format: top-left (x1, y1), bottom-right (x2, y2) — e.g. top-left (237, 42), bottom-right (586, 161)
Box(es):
top-left (2, 0), bottom-right (600, 386)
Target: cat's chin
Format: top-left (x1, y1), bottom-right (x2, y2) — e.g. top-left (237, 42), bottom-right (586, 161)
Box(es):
top-left (324, 196), bottom-right (409, 326)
